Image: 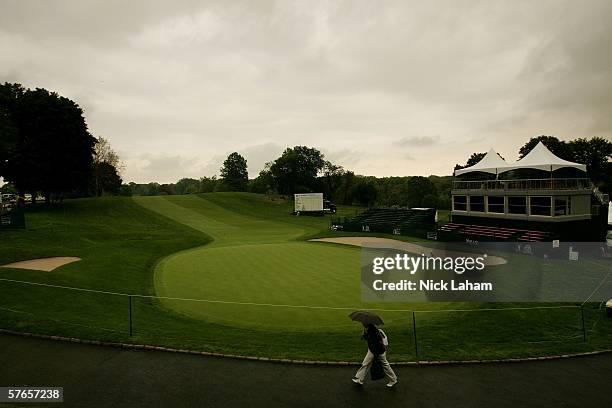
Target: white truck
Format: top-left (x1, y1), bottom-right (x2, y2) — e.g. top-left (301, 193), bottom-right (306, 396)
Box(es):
top-left (294, 193), bottom-right (324, 215)
top-left (294, 193), bottom-right (337, 215)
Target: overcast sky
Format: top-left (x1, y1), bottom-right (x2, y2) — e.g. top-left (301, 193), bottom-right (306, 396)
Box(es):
top-left (1, 0), bottom-right (611, 183)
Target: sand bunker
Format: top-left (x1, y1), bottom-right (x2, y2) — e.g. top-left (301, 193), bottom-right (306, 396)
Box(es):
top-left (0, 257), bottom-right (82, 272)
top-left (310, 237), bottom-right (507, 266)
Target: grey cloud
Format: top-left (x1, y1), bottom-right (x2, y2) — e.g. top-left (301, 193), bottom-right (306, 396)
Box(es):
top-left (1, 0), bottom-right (611, 183)
top-left (393, 136), bottom-right (439, 147)
top-left (321, 148), bottom-right (365, 168)
top-left (125, 154), bottom-right (207, 183)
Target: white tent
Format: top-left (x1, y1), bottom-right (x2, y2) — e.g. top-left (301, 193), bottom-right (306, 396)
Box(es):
top-left (502, 142), bottom-right (586, 173)
top-left (454, 142), bottom-right (587, 176)
top-left (454, 149), bottom-right (509, 176)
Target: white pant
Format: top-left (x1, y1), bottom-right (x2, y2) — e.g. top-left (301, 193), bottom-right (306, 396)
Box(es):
top-left (355, 350), bottom-right (397, 382)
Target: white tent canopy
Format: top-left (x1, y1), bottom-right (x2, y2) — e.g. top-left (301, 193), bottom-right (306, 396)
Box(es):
top-left (502, 142), bottom-right (586, 172)
top-left (454, 149), bottom-right (509, 176)
top-left (454, 142), bottom-right (587, 176)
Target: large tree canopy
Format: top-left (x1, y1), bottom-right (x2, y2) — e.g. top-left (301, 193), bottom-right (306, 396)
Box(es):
top-left (0, 83), bottom-right (96, 202)
top-left (220, 152), bottom-right (248, 191)
top-left (0, 83), bottom-right (22, 179)
top-left (269, 146), bottom-right (326, 195)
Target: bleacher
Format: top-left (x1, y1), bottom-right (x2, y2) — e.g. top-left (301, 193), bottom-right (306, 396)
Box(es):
top-left (397, 210), bottom-right (435, 229)
top-left (338, 208), bottom-right (436, 234)
top-left (438, 222), bottom-right (553, 242)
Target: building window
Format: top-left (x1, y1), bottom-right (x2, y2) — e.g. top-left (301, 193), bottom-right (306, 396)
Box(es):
top-left (508, 196), bottom-right (527, 215)
top-left (453, 195), bottom-right (467, 211)
top-left (554, 197), bottom-right (568, 216)
top-left (530, 196), bottom-right (552, 216)
top-left (487, 196), bottom-right (504, 213)
top-left (469, 196), bottom-right (485, 212)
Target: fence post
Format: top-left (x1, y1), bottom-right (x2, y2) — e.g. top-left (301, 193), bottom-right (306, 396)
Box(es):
top-left (580, 305), bottom-right (586, 342)
top-left (412, 311), bottom-right (418, 359)
top-left (129, 295), bottom-right (133, 337)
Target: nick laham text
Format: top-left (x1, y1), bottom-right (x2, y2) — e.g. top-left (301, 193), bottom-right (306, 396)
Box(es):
top-left (373, 279), bottom-right (493, 292)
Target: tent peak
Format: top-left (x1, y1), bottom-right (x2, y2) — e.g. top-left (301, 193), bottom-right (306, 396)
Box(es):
top-left (454, 149), bottom-right (508, 176)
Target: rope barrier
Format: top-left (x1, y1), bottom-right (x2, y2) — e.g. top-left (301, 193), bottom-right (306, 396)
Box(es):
top-left (0, 278), bottom-right (583, 313)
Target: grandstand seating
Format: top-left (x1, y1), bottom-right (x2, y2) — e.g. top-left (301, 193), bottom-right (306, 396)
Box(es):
top-left (438, 222), bottom-right (553, 242)
top-left (337, 208), bottom-right (436, 234)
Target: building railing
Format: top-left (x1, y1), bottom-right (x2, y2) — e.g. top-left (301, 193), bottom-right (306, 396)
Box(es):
top-left (452, 178), bottom-right (591, 191)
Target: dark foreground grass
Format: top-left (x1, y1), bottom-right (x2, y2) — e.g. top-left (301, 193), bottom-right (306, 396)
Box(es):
top-left (0, 195), bottom-right (610, 361)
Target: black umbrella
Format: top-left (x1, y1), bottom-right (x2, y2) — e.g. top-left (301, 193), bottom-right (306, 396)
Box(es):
top-left (349, 310), bottom-right (384, 326)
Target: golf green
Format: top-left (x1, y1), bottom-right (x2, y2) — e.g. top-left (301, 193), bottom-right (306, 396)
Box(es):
top-left (135, 194), bottom-right (413, 330)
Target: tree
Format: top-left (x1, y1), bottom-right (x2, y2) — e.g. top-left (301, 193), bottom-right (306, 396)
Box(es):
top-left (421, 193), bottom-right (438, 208)
top-left (405, 176), bottom-right (437, 207)
top-left (321, 161), bottom-right (345, 199)
top-left (249, 164), bottom-right (275, 194)
top-left (269, 146), bottom-right (326, 195)
top-left (567, 137), bottom-right (612, 193)
top-left (351, 178), bottom-right (378, 207)
top-left (199, 176), bottom-right (219, 193)
top-left (119, 184), bottom-right (132, 196)
top-left (0, 83), bottom-right (23, 182)
top-left (93, 136), bottom-right (122, 170)
top-left (95, 162), bottom-right (122, 196)
top-left (93, 136), bottom-right (123, 196)
top-left (337, 171), bottom-right (356, 205)
top-left (220, 152), bottom-right (248, 191)
top-left (175, 178), bottom-right (200, 195)
top-left (1, 85), bottom-right (96, 204)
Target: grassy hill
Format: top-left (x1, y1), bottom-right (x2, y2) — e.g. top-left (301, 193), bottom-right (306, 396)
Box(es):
top-left (0, 194), bottom-right (609, 361)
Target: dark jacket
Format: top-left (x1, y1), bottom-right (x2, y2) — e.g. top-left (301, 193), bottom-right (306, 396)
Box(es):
top-left (363, 326), bottom-right (386, 355)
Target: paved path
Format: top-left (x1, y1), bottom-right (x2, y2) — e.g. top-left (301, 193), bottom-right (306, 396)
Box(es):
top-left (0, 334), bottom-right (610, 408)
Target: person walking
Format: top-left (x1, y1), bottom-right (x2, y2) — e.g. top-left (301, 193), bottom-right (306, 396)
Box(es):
top-left (352, 323), bottom-right (398, 387)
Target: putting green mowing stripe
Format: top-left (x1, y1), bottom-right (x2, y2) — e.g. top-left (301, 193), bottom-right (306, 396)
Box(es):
top-left (133, 195), bottom-right (309, 246)
top-left (133, 196), bottom-right (233, 239)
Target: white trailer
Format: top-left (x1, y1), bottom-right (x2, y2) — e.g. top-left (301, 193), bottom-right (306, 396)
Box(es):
top-left (294, 193), bottom-right (324, 214)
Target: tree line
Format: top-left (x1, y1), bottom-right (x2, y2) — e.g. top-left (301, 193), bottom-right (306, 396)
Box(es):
top-left (0, 82), bottom-right (122, 204)
top-left (125, 135), bottom-right (611, 210)
top-left (120, 146), bottom-right (454, 209)
top-left (2, 82), bottom-right (609, 209)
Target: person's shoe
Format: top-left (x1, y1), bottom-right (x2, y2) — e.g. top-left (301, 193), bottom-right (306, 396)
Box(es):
top-left (352, 378), bottom-right (364, 385)
top-left (386, 380), bottom-right (398, 388)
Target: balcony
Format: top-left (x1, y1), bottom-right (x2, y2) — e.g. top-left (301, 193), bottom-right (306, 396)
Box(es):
top-left (452, 178), bottom-right (591, 192)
